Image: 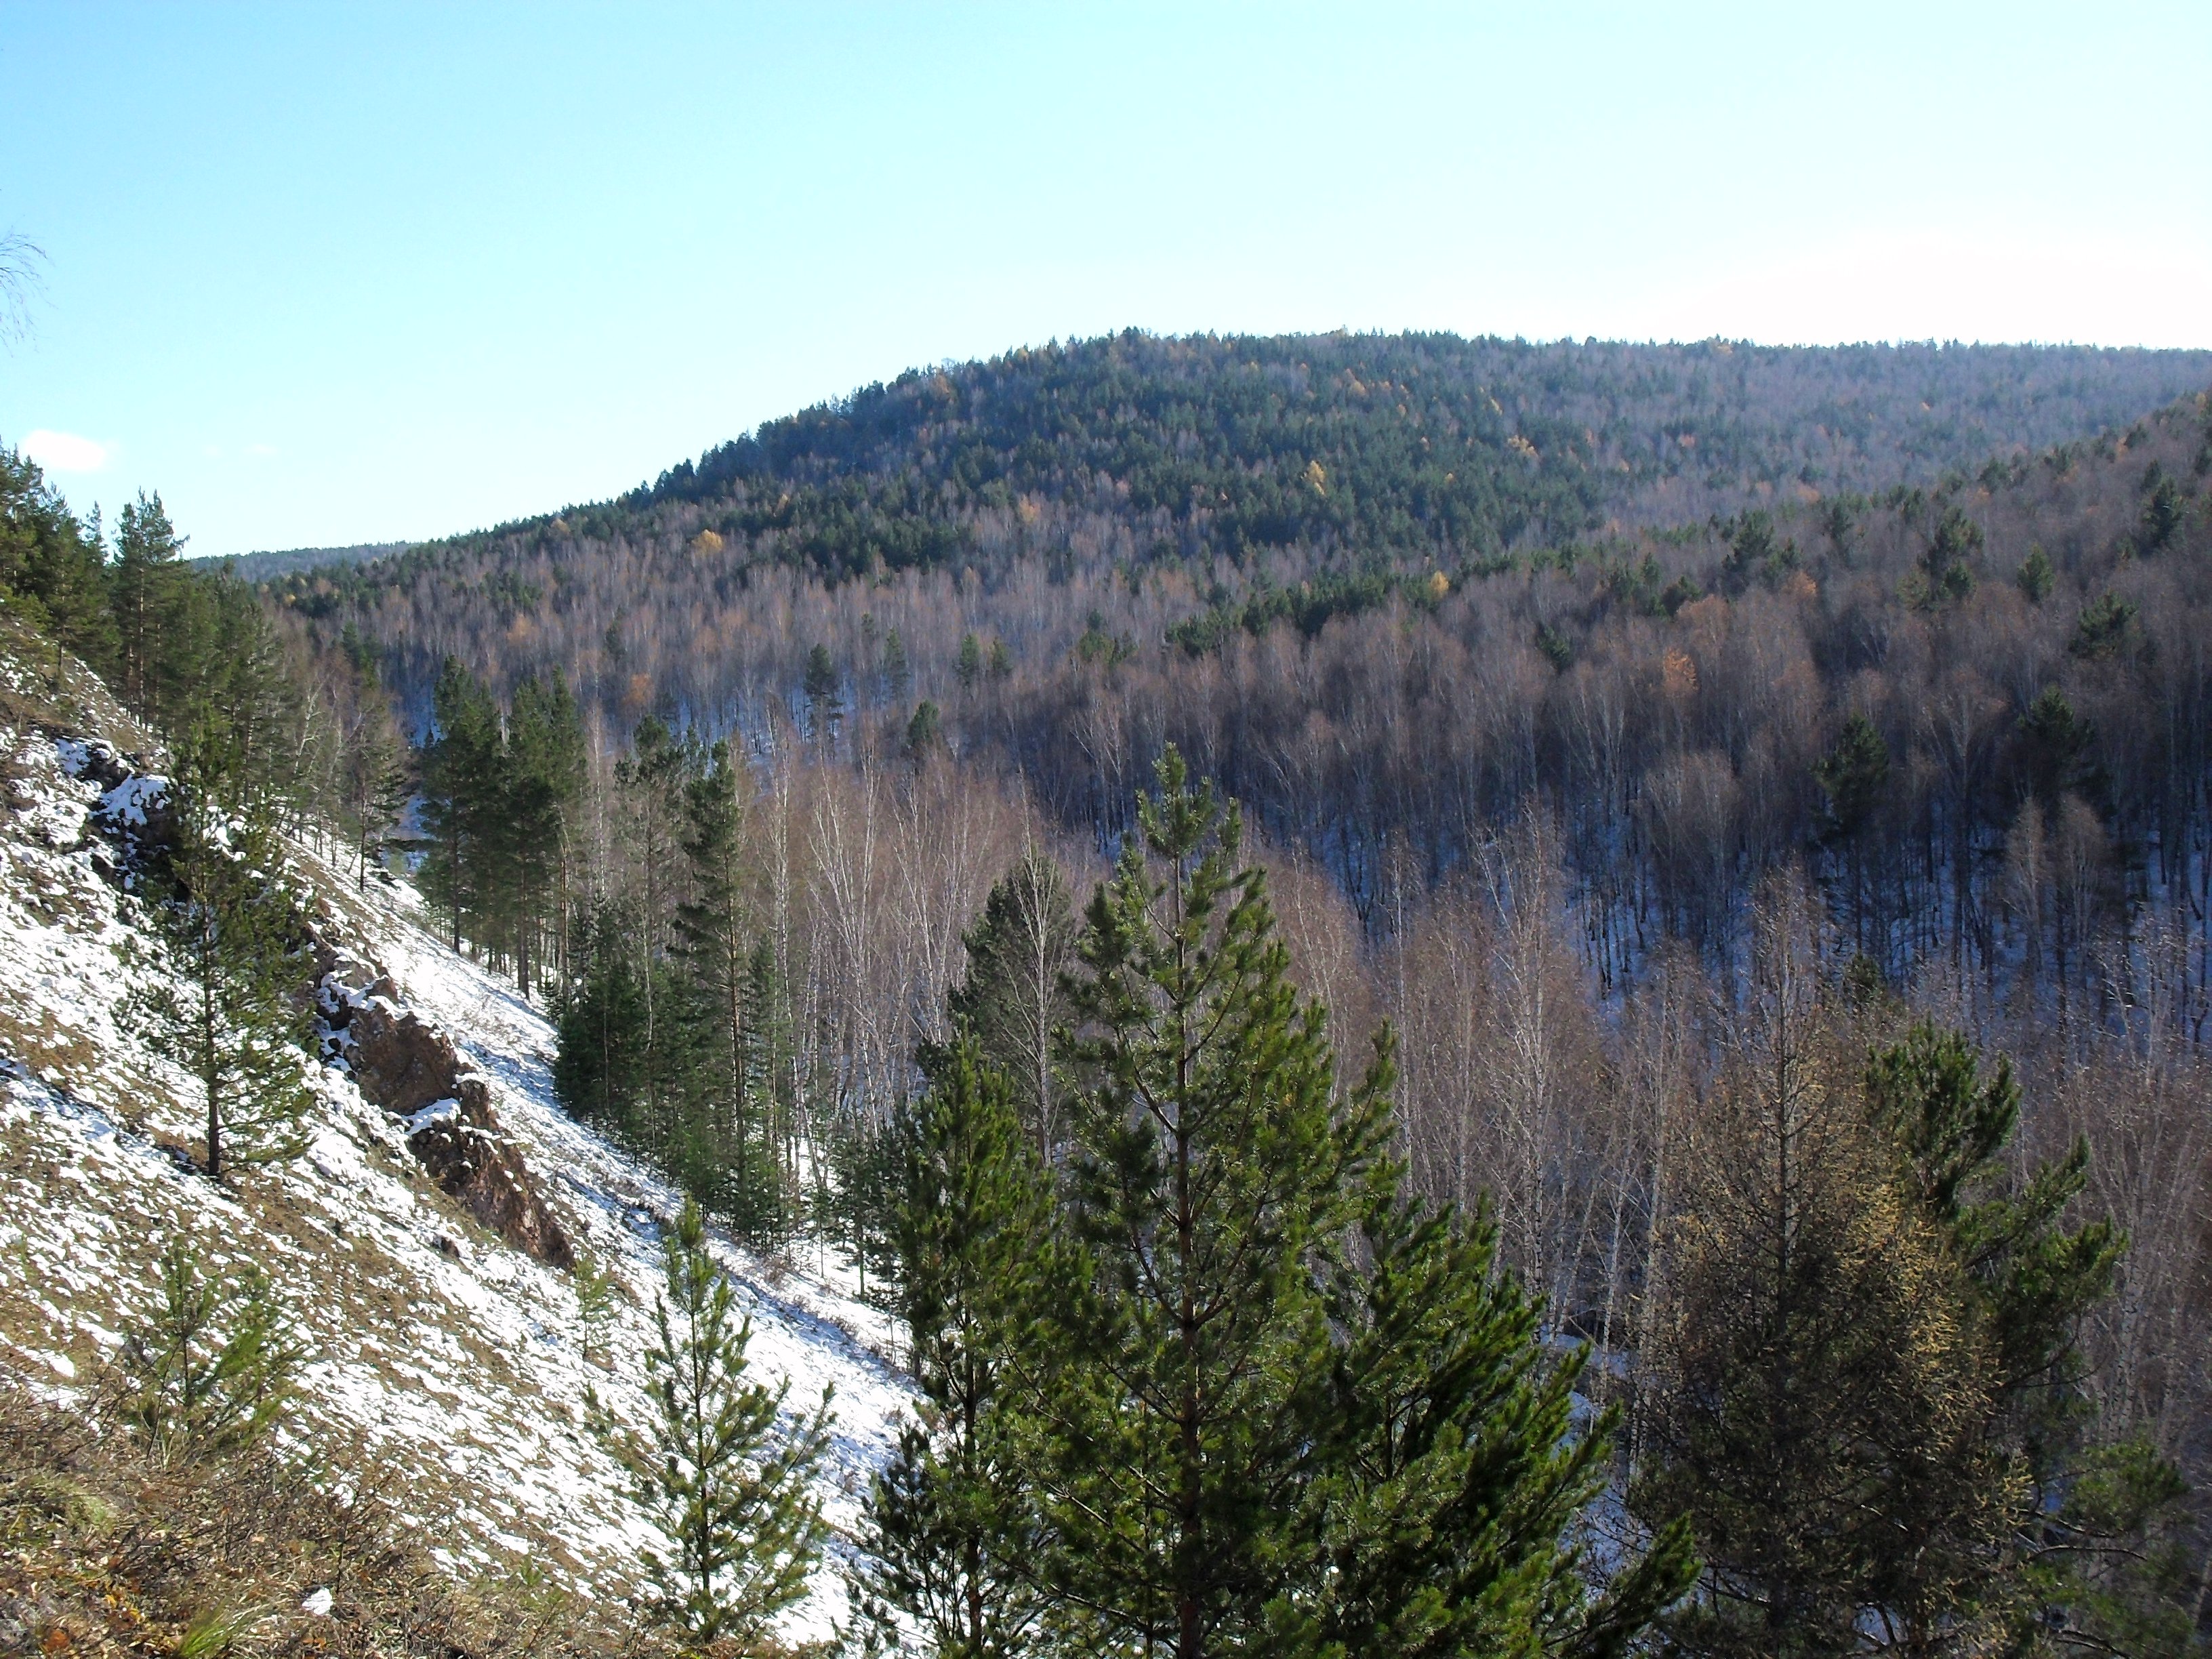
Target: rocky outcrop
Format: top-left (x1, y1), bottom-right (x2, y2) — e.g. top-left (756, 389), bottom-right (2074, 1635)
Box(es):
top-left (403, 1075), bottom-right (575, 1270)
top-left (58, 739), bottom-right (177, 883)
top-left (54, 732), bottom-right (576, 1273)
top-left (337, 981), bottom-right (457, 1117)
top-left (319, 965), bottom-right (574, 1271)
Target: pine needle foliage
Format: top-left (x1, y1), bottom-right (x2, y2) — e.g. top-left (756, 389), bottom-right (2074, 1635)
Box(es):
top-left (1860, 1020), bottom-right (2192, 1654)
top-left (118, 1233), bottom-right (306, 1461)
top-left (1000, 747), bottom-right (1685, 1659)
top-left (588, 1197), bottom-right (834, 1648)
top-left (1632, 984), bottom-right (1976, 1656)
top-left (117, 750), bottom-right (315, 1181)
top-left (1311, 1175), bottom-right (1697, 1659)
top-left (1637, 987), bottom-right (2198, 1657)
top-left (851, 1034), bottom-right (1060, 1659)
top-left (1044, 747), bottom-right (1376, 1654)
top-left (944, 844), bottom-right (1078, 1161)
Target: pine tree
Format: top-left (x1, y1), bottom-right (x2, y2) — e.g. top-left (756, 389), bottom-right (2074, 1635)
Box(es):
top-left (884, 626), bottom-right (913, 701)
top-left (0, 445), bottom-right (116, 670)
top-left (420, 656), bottom-right (501, 951)
top-left (852, 1036), bottom-right (1058, 1658)
top-left (1629, 902), bottom-right (1973, 1656)
top-left (196, 574), bottom-right (297, 801)
top-left (1313, 1161), bottom-right (1696, 1659)
top-left (905, 699), bottom-right (944, 766)
top-left (1814, 713), bottom-right (1890, 954)
top-left (588, 1197), bottom-right (835, 1647)
top-left (2015, 685), bottom-right (2100, 812)
top-left (1858, 1021), bottom-right (2184, 1652)
top-left (739, 931), bottom-right (799, 1235)
top-left (1631, 979), bottom-right (2173, 1656)
top-left (418, 658), bottom-right (586, 986)
top-left (108, 489), bottom-right (188, 720)
top-left (1042, 748), bottom-right (1385, 1656)
top-left (333, 630), bottom-right (409, 892)
top-left (824, 1109), bottom-right (906, 1307)
top-left (805, 642), bottom-right (842, 747)
top-left (501, 671), bottom-right (586, 994)
top-left (844, 755), bottom-right (1689, 1658)
top-left (618, 712), bottom-right (696, 1071)
top-left (119, 754), bottom-right (315, 1181)
top-left (572, 1250), bottom-right (621, 1370)
top-left (1917, 507), bottom-right (1982, 605)
top-left (674, 739), bottom-right (784, 1232)
top-left (553, 899), bottom-right (653, 1141)
top-left (2135, 470), bottom-right (2186, 556)
top-left (120, 1232), bottom-right (306, 1460)
top-left (943, 843), bottom-right (1078, 1160)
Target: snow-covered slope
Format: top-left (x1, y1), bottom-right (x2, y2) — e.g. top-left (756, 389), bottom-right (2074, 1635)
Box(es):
top-left (0, 704), bottom-right (909, 1637)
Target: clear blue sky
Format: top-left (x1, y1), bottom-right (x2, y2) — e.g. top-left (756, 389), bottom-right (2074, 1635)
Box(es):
top-left (3, 3), bottom-right (2207, 557)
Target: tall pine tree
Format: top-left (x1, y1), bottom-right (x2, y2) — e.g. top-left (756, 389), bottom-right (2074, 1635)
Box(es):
top-left (1860, 1021), bottom-right (2192, 1653)
top-left (1044, 749), bottom-right (1366, 1654)
top-left (674, 738), bottom-right (786, 1235)
top-left (0, 445), bottom-right (115, 670)
top-left (853, 1034), bottom-right (1060, 1658)
top-left (108, 489), bottom-right (187, 721)
top-left (419, 655), bottom-right (501, 952)
top-left (119, 747), bottom-right (315, 1181)
top-left (947, 843), bottom-right (1078, 1160)
top-left (501, 670), bottom-right (586, 994)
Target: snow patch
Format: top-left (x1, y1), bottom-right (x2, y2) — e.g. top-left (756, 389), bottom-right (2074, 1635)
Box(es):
top-left (403, 1097), bottom-right (461, 1136)
top-left (97, 773), bottom-right (169, 827)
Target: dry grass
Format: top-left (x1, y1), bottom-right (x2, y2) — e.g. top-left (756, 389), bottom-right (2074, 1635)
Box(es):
top-left (0, 612), bottom-right (155, 756)
top-left (0, 1384), bottom-right (662, 1658)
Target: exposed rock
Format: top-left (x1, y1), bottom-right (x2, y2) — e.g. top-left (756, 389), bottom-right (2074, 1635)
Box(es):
top-left (61, 739), bottom-right (178, 876)
top-left (407, 1075), bottom-right (575, 1271)
top-left (337, 994), bottom-right (461, 1118)
top-left (319, 968), bottom-right (573, 1271)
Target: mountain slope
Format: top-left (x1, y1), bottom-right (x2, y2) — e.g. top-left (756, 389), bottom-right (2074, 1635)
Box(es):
top-left (307, 333), bottom-right (2212, 591)
top-left (268, 332), bottom-right (2211, 738)
top-left (0, 638), bottom-right (907, 1639)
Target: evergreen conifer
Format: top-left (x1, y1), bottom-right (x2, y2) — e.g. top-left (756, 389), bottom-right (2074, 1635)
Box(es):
top-left (674, 739), bottom-right (787, 1233)
top-left (108, 490), bottom-right (187, 719)
top-left (0, 445), bottom-right (115, 670)
top-left (588, 1197), bottom-right (835, 1647)
top-left (119, 1233), bottom-right (306, 1460)
top-left (1039, 749), bottom-right (1365, 1654)
top-left (852, 1036), bottom-right (1060, 1659)
top-left (1860, 1021), bottom-right (2190, 1652)
top-left (119, 754), bottom-right (315, 1181)
top-left (943, 844), bottom-right (1076, 1160)
top-left (1311, 1154), bottom-right (1697, 1659)
top-left (420, 656), bottom-right (501, 951)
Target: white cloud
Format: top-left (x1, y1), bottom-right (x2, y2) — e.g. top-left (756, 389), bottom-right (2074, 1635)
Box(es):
top-left (20, 429), bottom-right (110, 473)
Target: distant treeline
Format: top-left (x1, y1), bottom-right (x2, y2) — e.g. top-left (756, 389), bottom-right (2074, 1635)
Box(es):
top-left (272, 331), bottom-right (2212, 621)
top-left (200, 539), bottom-right (407, 586)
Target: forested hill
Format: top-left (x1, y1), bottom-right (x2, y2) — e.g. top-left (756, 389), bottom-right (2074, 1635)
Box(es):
top-left (200, 539), bottom-right (406, 584)
top-left (600, 333), bottom-right (2212, 561)
top-left (281, 333), bottom-right (2211, 612)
